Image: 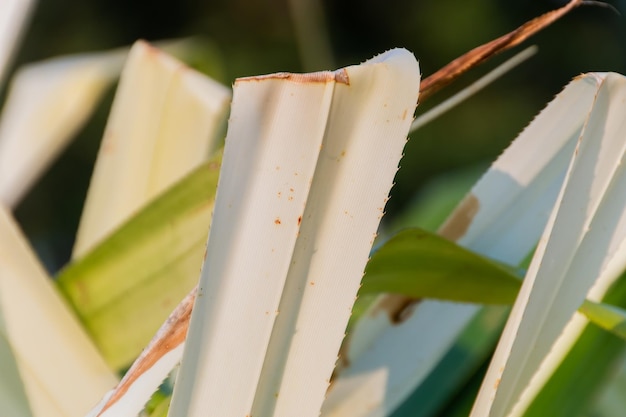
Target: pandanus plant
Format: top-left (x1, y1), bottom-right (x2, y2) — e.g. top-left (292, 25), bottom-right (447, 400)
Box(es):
top-left (1, 1), bottom-right (626, 417)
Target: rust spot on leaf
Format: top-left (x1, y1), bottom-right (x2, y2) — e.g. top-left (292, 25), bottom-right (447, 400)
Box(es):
top-left (207, 160), bottom-right (220, 171)
top-left (275, 218), bottom-right (282, 225)
top-left (297, 216), bottom-right (302, 225)
top-left (438, 194), bottom-right (480, 242)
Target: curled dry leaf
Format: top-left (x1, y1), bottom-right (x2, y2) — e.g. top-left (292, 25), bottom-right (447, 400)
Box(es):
top-left (419, 0), bottom-right (584, 101)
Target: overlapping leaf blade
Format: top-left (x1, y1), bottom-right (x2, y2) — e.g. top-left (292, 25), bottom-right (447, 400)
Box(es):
top-left (72, 40), bottom-right (230, 258)
top-left (471, 73), bottom-right (626, 417)
top-left (57, 154), bottom-right (220, 369)
top-left (323, 72), bottom-right (606, 417)
top-left (155, 48), bottom-right (421, 417)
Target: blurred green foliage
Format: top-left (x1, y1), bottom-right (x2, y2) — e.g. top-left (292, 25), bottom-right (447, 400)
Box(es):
top-left (8, 0), bottom-right (625, 272)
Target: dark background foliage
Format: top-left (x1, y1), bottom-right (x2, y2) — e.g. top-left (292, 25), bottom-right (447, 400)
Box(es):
top-left (9, 0), bottom-right (626, 272)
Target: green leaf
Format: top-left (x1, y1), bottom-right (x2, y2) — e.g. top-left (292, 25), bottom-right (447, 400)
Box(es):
top-left (56, 151), bottom-right (221, 370)
top-left (579, 300), bottom-right (626, 340)
top-left (145, 391), bottom-right (171, 417)
top-left (361, 228), bottom-right (522, 305)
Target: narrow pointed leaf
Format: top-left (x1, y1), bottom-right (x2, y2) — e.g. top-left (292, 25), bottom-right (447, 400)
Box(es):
top-left (419, 0), bottom-right (583, 100)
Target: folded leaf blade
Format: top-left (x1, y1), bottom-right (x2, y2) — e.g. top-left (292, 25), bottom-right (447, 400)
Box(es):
top-left (250, 49), bottom-right (420, 417)
top-left (154, 48), bottom-right (422, 417)
top-left (168, 69), bottom-right (338, 417)
top-left (471, 73), bottom-right (626, 417)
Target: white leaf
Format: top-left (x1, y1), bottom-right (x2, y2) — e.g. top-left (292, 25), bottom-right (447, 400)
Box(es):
top-left (471, 72), bottom-right (626, 417)
top-left (166, 48), bottom-right (420, 417)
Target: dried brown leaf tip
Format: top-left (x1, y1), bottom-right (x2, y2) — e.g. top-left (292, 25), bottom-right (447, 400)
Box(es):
top-left (96, 286), bottom-right (197, 415)
top-left (419, 0), bottom-right (585, 102)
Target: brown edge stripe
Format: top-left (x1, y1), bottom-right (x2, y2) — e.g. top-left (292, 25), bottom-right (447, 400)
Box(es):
top-left (237, 68), bottom-right (350, 85)
top-left (98, 286), bottom-right (197, 415)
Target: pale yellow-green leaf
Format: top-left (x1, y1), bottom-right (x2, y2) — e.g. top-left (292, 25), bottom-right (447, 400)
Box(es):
top-left (57, 154), bottom-right (221, 370)
top-left (72, 40), bottom-right (230, 258)
top-left (0, 48), bottom-right (126, 207)
top-left (0, 205), bottom-right (117, 417)
top-left (579, 300), bottom-right (626, 339)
